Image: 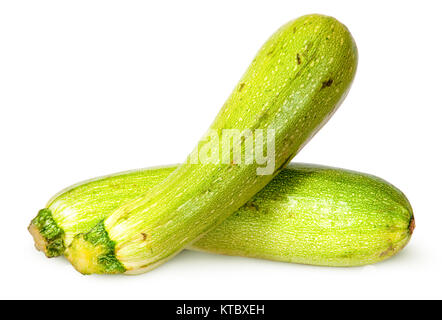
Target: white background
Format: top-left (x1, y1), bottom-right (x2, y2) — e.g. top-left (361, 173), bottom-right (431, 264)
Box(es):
top-left (1, 0), bottom-right (441, 299)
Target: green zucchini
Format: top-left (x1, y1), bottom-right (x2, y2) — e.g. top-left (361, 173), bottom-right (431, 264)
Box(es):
top-left (64, 14), bottom-right (358, 274)
top-left (29, 164), bottom-right (414, 267)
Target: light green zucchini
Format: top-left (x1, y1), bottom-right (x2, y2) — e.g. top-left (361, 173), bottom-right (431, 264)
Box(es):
top-left (64, 14), bottom-right (358, 274)
top-left (29, 164), bottom-right (413, 267)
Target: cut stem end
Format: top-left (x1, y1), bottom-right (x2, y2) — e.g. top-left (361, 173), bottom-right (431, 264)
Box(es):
top-left (28, 209), bottom-right (65, 257)
top-left (65, 222), bottom-right (125, 275)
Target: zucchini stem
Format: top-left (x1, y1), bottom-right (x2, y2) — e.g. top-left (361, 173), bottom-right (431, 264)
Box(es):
top-left (28, 209), bottom-right (65, 257)
top-left (65, 221), bottom-right (125, 274)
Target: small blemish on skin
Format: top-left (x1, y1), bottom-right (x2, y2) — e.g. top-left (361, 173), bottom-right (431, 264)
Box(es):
top-left (321, 79), bottom-right (333, 89)
top-left (379, 245), bottom-right (395, 257)
top-left (246, 201), bottom-right (259, 211)
top-left (296, 53), bottom-right (301, 65)
top-left (239, 82), bottom-right (245, 92)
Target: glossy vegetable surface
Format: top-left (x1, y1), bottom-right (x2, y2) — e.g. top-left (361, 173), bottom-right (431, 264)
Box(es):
top-left (64, 14), bottom-right (358, 274)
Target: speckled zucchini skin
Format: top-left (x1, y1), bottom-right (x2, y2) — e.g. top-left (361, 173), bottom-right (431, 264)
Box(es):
top-left (30, 164), bottom-right (413, 266)
top-left (196, 164), bottom-right (414, 266)
top-left (65, 14), bottom-right (358, 274)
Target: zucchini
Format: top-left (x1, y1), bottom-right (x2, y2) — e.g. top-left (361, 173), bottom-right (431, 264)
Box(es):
top-left (64, 14), bottom-right (358, 274)
top-left (29, 164), bottom-right (414, 267)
